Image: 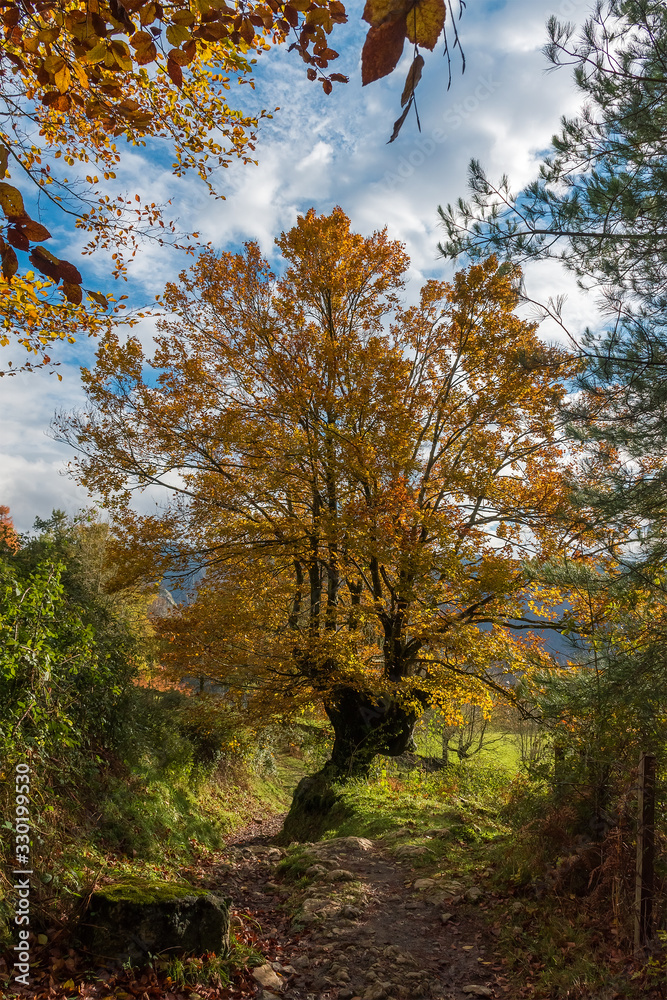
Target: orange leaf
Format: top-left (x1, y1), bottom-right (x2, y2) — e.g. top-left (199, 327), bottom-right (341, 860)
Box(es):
top-left (361, 18), bottom-right (407, 86)
top-left (401, 53), bottom-right (424, 106)
top-left (20, 219), bottom-right (52, 242)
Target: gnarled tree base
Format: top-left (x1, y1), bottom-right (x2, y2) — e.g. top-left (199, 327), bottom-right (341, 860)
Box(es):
top-left (278, 766), bottom-right (351, 844)
top-left (279, 687), bottom-right (421, 843)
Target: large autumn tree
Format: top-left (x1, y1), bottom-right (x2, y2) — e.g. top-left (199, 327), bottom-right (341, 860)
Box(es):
top-left (57, 207), bottom-right (579, 788)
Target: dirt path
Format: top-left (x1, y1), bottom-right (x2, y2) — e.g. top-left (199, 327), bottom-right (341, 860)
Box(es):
top-left (192, 815), bottom-right (505, 1000)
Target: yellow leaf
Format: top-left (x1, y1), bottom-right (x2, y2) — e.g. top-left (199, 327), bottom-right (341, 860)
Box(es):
top-left (362, 0), bottom-right (410, 26)
top-left (0, 182), bottom-right (25, 219)
top-left (166, 23), bottom-right (192, 46)
top-left (43, 55), bottom-right (65, 75)
top-left (406, 0), bottom-right (446, 50)
top-left (140, 2), bottom-right (158, 25)
top-left (83, 41), bottom-right (108, 63)
top-left (55, 64), bottom-right (72, 93)
top-left (172, 9), bottom-right (196, 26)
top-left (71, 60), bottom-right (89, 89)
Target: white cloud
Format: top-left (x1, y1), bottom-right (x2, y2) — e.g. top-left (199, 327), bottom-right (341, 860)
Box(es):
top-left (1, 0), bottom-right (603, 529)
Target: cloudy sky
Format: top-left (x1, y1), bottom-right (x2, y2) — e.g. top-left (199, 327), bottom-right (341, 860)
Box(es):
top-left (2, 0), bottom-right (596, 532)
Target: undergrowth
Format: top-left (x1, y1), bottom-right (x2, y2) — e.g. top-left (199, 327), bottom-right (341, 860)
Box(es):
top-left (276, 741), bottom-right (666, 999)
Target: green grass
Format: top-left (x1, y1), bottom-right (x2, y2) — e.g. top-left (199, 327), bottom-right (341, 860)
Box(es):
top-left (159, 934), bottom-right (265, 990)
top-left (413, 725), bottom-right (524, 771)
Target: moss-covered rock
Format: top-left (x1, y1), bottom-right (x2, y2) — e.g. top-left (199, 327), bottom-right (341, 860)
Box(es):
top-left (79, 878), bottom-right (231, 965)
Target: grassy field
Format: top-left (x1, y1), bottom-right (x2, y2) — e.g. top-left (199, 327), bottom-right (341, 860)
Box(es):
top-left (414, 725), bottom-right (525, 771)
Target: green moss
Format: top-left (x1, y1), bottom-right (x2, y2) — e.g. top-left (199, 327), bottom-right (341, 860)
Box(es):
top-left (0, 888), bottom-right (12, 950)
top-left (97, 878), bottom-right (205, 905)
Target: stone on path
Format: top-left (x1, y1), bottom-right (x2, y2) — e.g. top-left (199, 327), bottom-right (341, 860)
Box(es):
top-left (325, 868), bottom-right (357, 881)
top-left (413, 877), bottom-right (437, 890)
top-left (252, 963), bottom-right (284, 991)
top-left (394, 844), bottom-right (434, 859)
top-left (462, 987), bottom-right (493, 997)
top-left (336, 836), bottom-right (375, 851)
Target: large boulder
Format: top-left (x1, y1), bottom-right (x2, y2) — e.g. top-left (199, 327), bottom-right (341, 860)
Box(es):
top-left (79, 879), bottom-right (231, 965)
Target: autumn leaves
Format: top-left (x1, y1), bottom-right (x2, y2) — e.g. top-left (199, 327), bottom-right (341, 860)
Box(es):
top-left (362, 0), bottom-right (446, 85)
top-left (57, 209), bottom-right (581, 749)
top-left (361, 0), bottom-right (451, 140)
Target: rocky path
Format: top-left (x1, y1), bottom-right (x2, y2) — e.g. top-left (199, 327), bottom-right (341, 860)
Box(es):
top-left (191, 815), bottom-right (506, 1000)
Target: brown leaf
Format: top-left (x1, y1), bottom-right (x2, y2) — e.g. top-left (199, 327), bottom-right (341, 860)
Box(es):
top-left (239, 17), bottom-right (255, 43)
top-left (42, 91), bottom-right (71, 111)
top-left (0, 145), bottom-right (8, 179)
top-left (7, 227), bottom-right (29, 251)
top-left (0, 182), bottom-right (25, 220)
top-left (139, 1), bottom-right (158, 25)
top-left (387, 98), bottom-right (412, 142)
top-left (29, 246), bottom-right (82, 285)
top-left (87, 289), bottom-right (109, 309)
top-left (167, 47), bottom-right (190, 66)
top-left (29, 247), bottom-right (61, 282)
top-left (406, 0), bottom-right (446, 50)
top-left (1, 242), bottom-right (18, 280)
top-left (134, 40), bottom-right (157, 64)
top-left (130, 29), bottom-right (154, 49)
top-left (361, 17), bottom-right (407, 86)
top-left (57, 258), bottom-right (83, 285)
top-left (62, 281), bottom-right (83, 305)
top-left (20, 219), bottom-right (52, 242)
top-left (167, 57), bottom-right (183, 87)
top-left (401, 53), bottom-right (424, 106)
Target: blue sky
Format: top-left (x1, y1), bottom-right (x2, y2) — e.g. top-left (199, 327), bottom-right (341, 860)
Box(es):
top-left (1, 0), bottom-right (596, 532)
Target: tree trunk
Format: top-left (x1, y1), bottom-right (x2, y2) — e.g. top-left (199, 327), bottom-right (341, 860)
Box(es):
top-left (279, 687), bottom-right (419, 843)
top-left (324, 686), bottom-right (420, 779)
